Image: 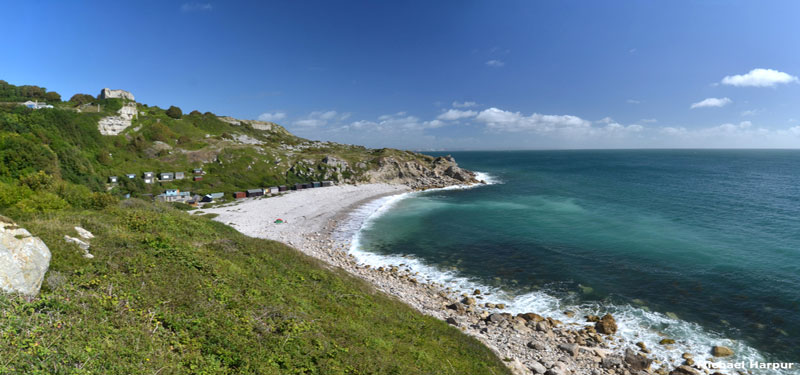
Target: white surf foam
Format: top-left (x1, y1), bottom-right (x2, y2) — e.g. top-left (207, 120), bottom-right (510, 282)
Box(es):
top-left (335, 172), bottom-right (795, 375)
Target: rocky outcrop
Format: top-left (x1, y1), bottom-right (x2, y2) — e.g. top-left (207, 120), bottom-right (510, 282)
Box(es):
top-left (99, 88), bottom-right (134, 101)
top-left (99, 102), bottom-right (137, 135)
top-left (217, 116), bottom-right (291, 135)
top-left (595, 313), bottom-right (618, 335)
top-left (711, 345), bottom-right (734, 357)
top-left (0, 216), bottom-right (51, 296)
top-left (363, 155), bottom-right (478, 189)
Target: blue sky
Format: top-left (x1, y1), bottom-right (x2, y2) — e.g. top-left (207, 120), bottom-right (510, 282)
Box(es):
top-left (4, 1), bottom-right (800, 149)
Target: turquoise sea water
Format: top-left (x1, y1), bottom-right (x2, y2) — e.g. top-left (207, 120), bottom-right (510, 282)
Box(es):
top-left (348, 150), bottom-right (800, 370)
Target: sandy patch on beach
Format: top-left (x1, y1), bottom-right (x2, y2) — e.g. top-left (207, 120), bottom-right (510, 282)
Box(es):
top-left (199, 184), bottom-right (408, 255)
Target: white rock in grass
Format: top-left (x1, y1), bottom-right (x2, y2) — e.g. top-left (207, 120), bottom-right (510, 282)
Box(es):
top-left (0, 217), bottom-right (51, 296)
top-left (74, 226), bottom-right (94, 240)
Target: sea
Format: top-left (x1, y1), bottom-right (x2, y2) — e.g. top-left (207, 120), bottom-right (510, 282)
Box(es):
top-left (336, 150), bottom-right (800, 373)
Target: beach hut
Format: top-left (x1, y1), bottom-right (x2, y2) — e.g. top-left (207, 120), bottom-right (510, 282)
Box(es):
top-left (268, 186), bottom-right (279, 194)
top-left (193, 168), bottom-right (204, 175)
top-left (174, 172), bottom-right (185, 180)
top-left (322, 180), bottom-right (333, 187)
top-left (202, 192), bottom-right (224, 202)
top-left (125, 173), bottom-right (136, 179)
top-left (233, 191), bottom-right (246, 199)
top-left (312, 181), bottom-right (322, 188)
top-left (159, 172), bottom-right (174, 181)
top-left (108, 176), bottom-right (118, 183)
top-left (278, 185), bottom-right (288, 192)
top-left (143, 171), bottom-right (155, 179)
top-left (193, 176), bottom-right (203, 181)
top-left (246, 188), bottom-right (264, 197)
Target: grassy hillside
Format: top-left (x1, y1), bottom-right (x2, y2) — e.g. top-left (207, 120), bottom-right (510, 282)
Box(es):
top-left (0, 80), bottom-right (438, 199)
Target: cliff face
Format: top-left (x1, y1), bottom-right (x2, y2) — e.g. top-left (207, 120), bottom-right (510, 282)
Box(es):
top-left (363, 155), bottom-right (479, 189)
top-left (98, 102), bottom-right (137, 135)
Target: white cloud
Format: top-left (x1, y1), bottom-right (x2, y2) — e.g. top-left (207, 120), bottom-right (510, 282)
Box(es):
top-left (690, 97), bottom-right (732, 109)
top-left (317, 110), bottom-right (338, 120)
top-left (181, 2), bottom-right (213, 12)
top-left (475, 108), bottom-right (591, 132)
top-left (452, 101), bottom-right (477, 108)
top-left (640, 118), bottom-right (658, 123)
top-left (437, 109), bottom-right (477, 121)
top-left (721, 68), bottom-right (798, 87)
top-left (293, 110), bottom-right (343, 127)
top-left (257, 112), bottom-right (286, 122)
top-left (627, 99), bottom-right (641, 104)
top-left (485, 60), bottom-right (505, 67)
top-left (597, 117), bottom-right (644, 133)
top-left (740, 109), bottom-right (759, 117)
top-left (338, 112), bottom-right (452, 133)
top-left (424, 119), bottom-right (446, 128)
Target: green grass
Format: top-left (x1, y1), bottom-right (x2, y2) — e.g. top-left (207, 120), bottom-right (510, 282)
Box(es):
top-left (0, 202), bottom-right (510, 375)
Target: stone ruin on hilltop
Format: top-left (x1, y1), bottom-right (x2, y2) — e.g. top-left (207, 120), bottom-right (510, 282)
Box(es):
top-left (99, 87), bottom-right (135, 101)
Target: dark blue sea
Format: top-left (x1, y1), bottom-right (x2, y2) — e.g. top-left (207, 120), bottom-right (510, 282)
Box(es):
top-left (341, 150), bottom-right (800, 372)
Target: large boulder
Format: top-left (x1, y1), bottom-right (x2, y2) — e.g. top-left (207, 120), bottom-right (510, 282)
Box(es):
top-left (711, 345), bottom-right (734, 357)
top-left (669, 365), bottom-right (699, 375)
top-left (624, 348), bottom-right (653, 371)
top-left (0, 216), bottom-right (51, 295)
top-left (595, 313), bottom-right (618, 334)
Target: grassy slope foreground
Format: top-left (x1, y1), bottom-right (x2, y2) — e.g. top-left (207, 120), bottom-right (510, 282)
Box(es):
top-left (0, 202), bottom-right (510, 374)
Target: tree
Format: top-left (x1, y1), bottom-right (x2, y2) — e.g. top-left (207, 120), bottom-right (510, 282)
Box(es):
top-left (69, 93), bottom-right (95, 106)
top-left (44, 91), bottom-right (61, 102)
top-left (166, 106), bottom-right (183, 119)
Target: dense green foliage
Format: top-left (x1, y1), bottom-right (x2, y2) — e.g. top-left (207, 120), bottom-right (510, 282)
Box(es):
top-left (68, 93), bottom-right (95, 106)
top-left (0, 198), bottom-right (509, 374)
top-left (0, 80), bottom-right (60, 103)
top-left (44, 92), bottom-right (61, 102)
top-left (166, 105), bottom-right (183, 119)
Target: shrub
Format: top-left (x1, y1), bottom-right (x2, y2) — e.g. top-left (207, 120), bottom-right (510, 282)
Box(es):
top-left (14, 192), bottom-right (70, 213)
top-left (166, 106), bottom-right (182, 119)
top-left (100, 98), bottom-right (123, 112)
top-left (18, 171), bottom-right (55, 191)
top-left (0, 182), bottom-right (32, 207)
top-left (90, 192), bottom-right (118, 209)
top-left (0, 133), bottom-right (59, 180)
top-left (69, 93), bottom-right (95, 106)
top-left (44, 91), bottom-right (61, 102)
top-left (53, 181), bottom-right (93, 208)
